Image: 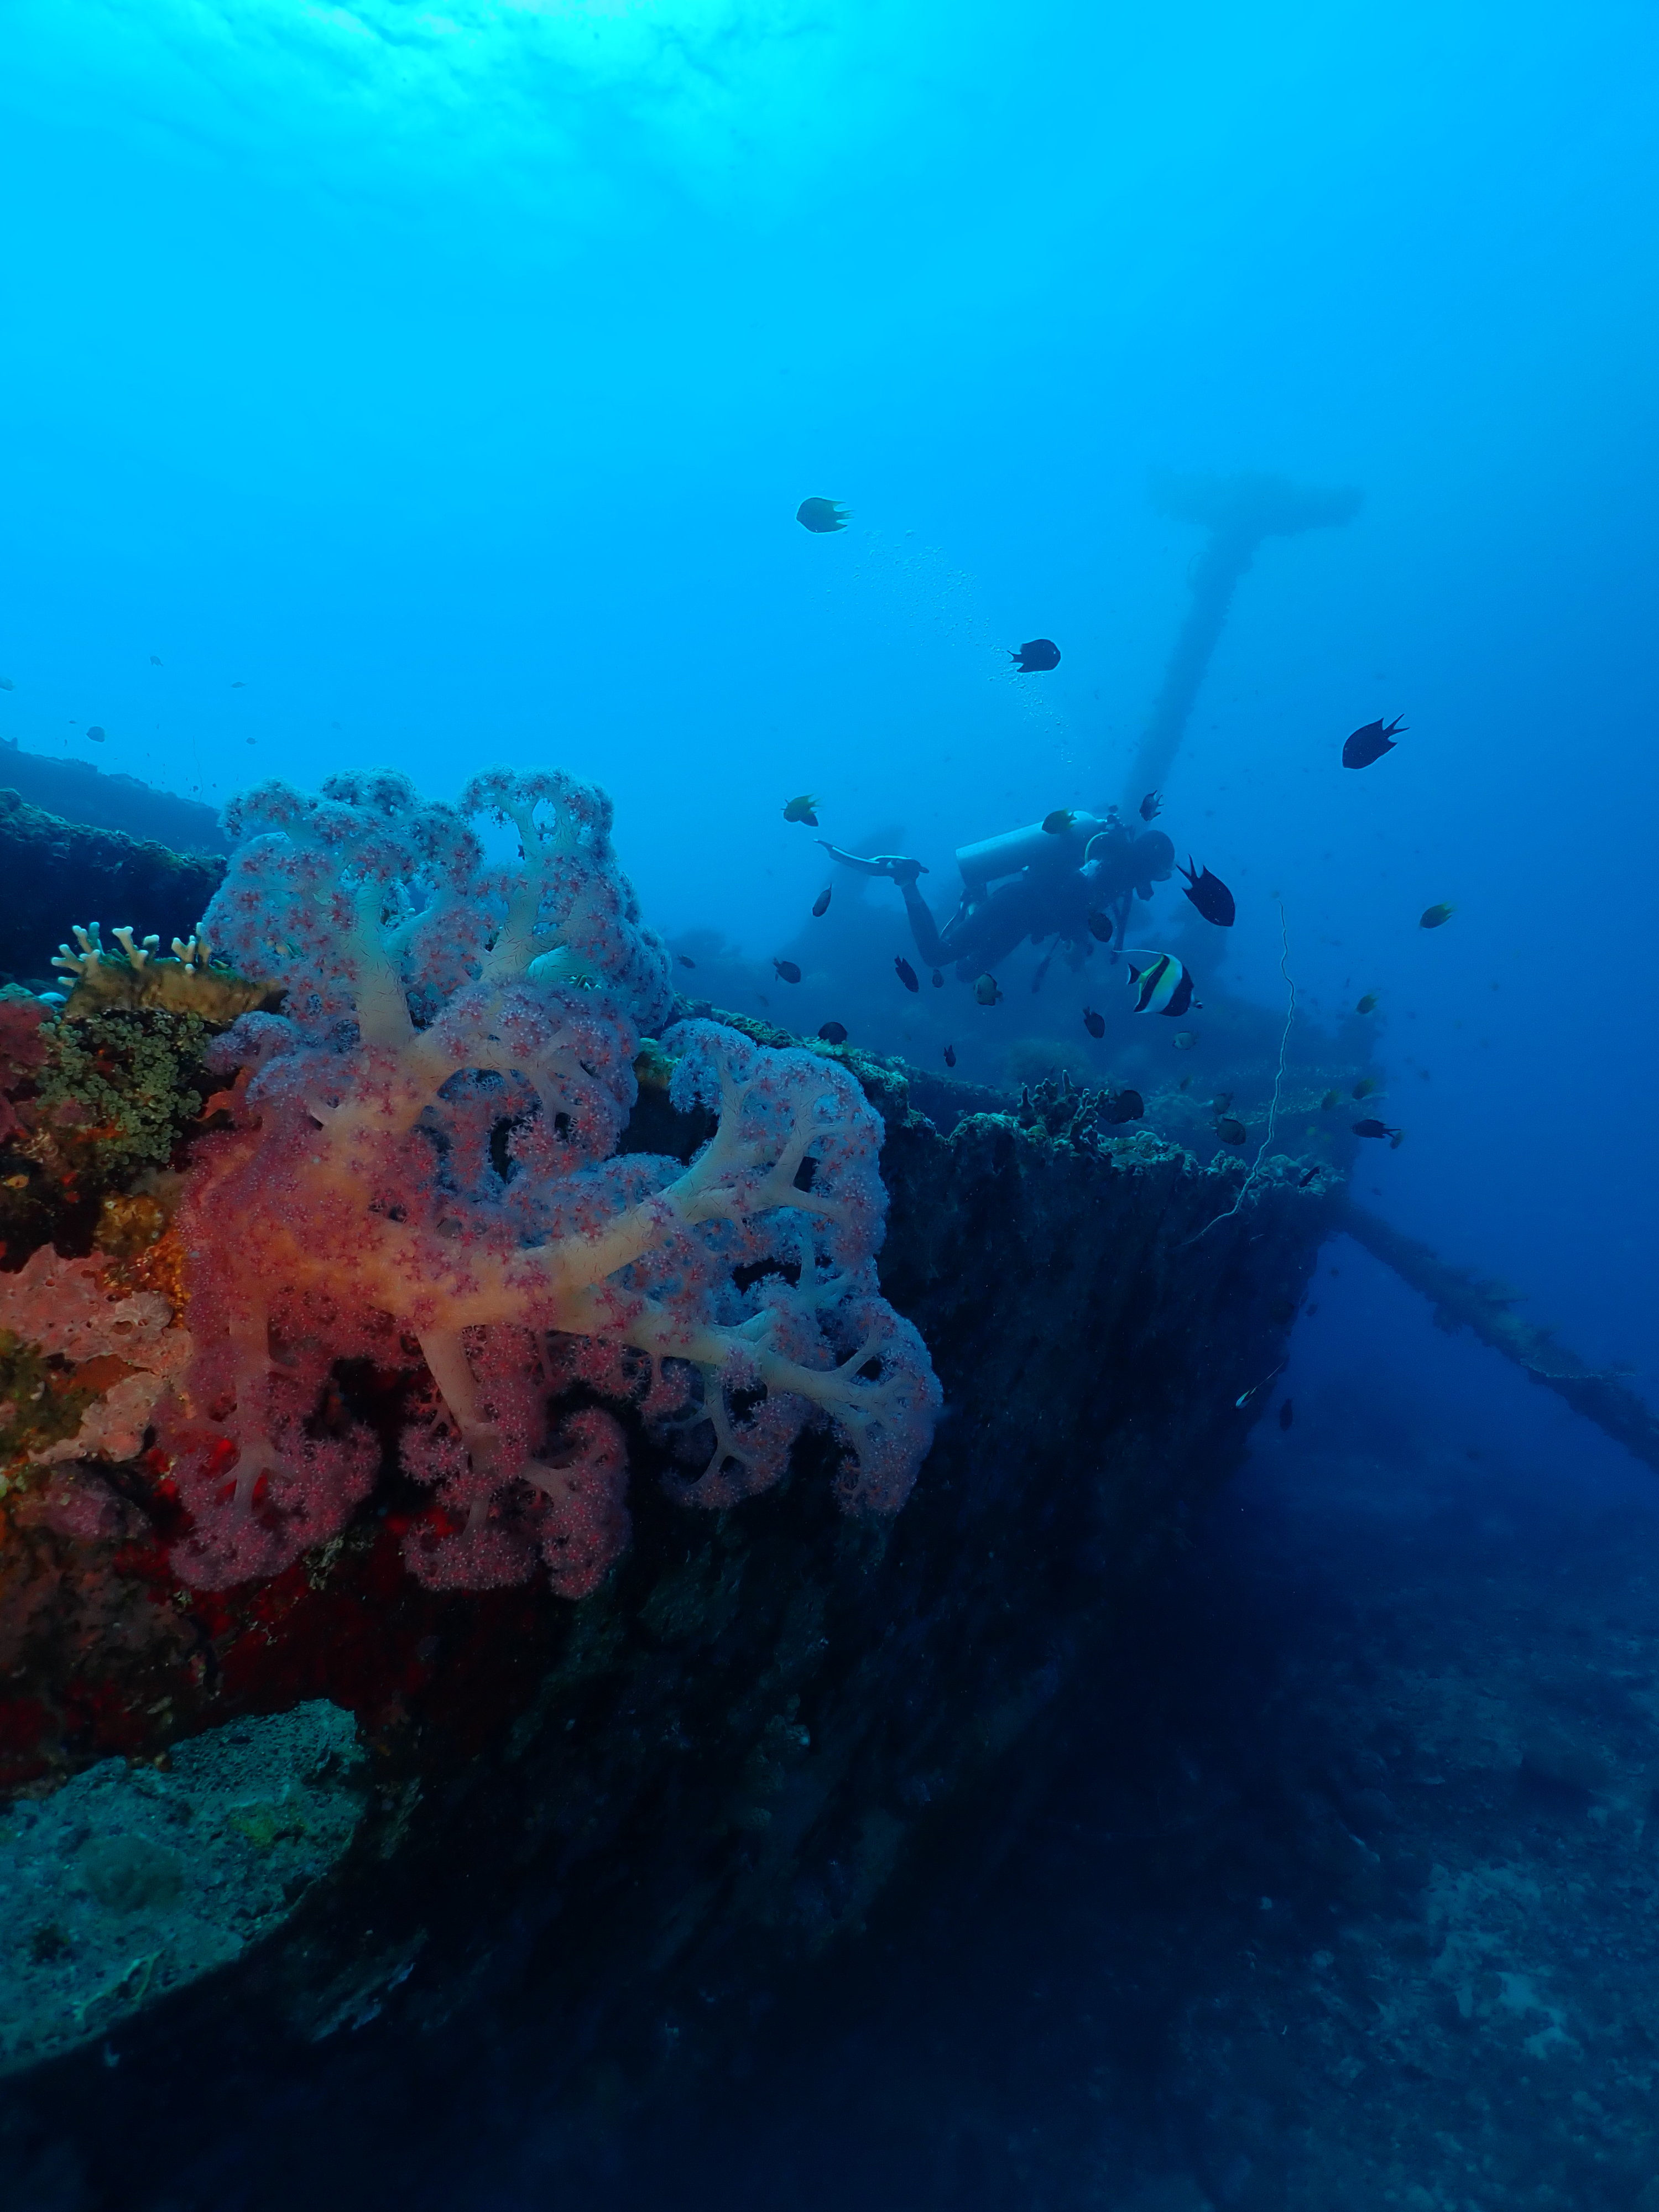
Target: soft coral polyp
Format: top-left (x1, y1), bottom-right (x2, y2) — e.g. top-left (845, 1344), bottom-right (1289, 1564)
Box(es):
top-left (157, 766), bottom-right (939, 1595)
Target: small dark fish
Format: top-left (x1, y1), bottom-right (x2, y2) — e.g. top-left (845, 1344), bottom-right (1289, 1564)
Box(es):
top-left (943, 1044), bottom-right (957, 1068)
top-left (1278, 1399), bottom-right (1293, 1431)
top-left (797, 497), bottom-right (849, 533)
top-left (1298, 1166), bottom-right (1319, 1187)
top-left (1352, 1118), bottom-right (1400, 1140)
top-left (1082, 1007), bottom-right (1105, 1039)
top-left (1217, 1117), bottom-right (1248, 1145)
top-left (231, 681), bottom-right (244, 688)
top-left (1138, 790), bottom-right (1162, 822)
top-left (149, 655), bottom-right (162, 665)
top-left (0, 676), bottom-right (13, 690)
top-left (817, 1021), bottom-right (849, 1044)
top-left (85, 725), bottom-right (106, 742)
top-left (1103, 1089), bottom-right (1143, 1124)
top-left (931, 968), bottom-right (944, 988)
top-left (1356, 992), bottom-right (1379, 1014)
top-left (1041, 807), bottom-right (1077, 835)
top-left (677, 954), bottom-right (696, 968)
top-left (1320, 1089), bottom-right (1340, 1109)
top-left (1389, 1128), bottom-right (1406, 1150)
top-left (894, 956), bottom-right (920, 993)
top-left (1235, 1364), bottom-right (1285, 1408)
top-left (1171, 1031), bottom-right (1197, 1051)
top-left (1179, 858), bottom-right (1235, 927)
top-left (773, 959), bottom-right (802, 984)
top-left (782, 794), bottom-right (820, 826)
top-left (812, 887), bottom-right (832, 918)
top-left (1353, 1077), bottom-right (1381, 1099)
top-left (1419, 902), bottom-right (1454, 929)
top-left (1010, 638), bottom-right (1061, 674)
top-left (1343, 714), bottom-right (1406, 769)
top-left (1178, 1074), bottom-right (1192, 1091)
top-left (974, 973), bottom-right (1003, 1005)
top-left (1212, 1092), bottom-right (1233, 1112)
top-left (1087, 911), bottom-right (1114, 943)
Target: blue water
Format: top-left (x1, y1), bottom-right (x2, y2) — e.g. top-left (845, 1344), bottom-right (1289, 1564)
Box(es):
top-left (4, 3), bottom-right (1659, 2203)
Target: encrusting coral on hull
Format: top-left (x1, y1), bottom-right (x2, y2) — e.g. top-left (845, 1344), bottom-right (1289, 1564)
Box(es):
top-left (0, 1245), bottom-right (189, 1485)
top-left (0, 774), bottom-right (1359, 2085)
top-left (153, 765), bottom-right (940, 1595)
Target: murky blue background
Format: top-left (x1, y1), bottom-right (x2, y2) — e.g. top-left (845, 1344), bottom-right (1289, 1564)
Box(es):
top-left (3, 15), bottom-right (1659, 2194)
top-left (7, 2), bottom-right (1656, 1384)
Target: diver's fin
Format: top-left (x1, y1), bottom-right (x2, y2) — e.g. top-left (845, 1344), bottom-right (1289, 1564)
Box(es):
top-left (817, 842), bottom-right (928, 878)
top-left (817, 841), bottom-right (886, 874)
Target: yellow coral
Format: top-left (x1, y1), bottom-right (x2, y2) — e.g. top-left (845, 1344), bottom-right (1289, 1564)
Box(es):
top-left (48, 923), bottom-right (279, 1023)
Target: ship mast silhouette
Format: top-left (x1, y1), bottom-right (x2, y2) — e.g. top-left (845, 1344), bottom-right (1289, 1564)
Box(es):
top-left (1120, 469), bottom-right (1361, 812)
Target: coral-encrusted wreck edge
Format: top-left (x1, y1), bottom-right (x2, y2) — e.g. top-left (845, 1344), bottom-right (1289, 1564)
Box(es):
top-left (0, 790), bottom-right (1339, 2195)
top-left (2, 1011), bottom-right (1338, 2192)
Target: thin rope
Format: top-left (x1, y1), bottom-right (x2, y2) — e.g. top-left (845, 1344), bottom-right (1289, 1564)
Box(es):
top-left (1185, 898), bottom-right (1296, 1245)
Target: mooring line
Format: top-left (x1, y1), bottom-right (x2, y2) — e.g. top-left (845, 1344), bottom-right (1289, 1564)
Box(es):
top-left (1185, 898), bottom-right (1296, 1246)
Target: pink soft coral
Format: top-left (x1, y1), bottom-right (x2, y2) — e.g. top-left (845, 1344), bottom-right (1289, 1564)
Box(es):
top-left (0, 1245), bottom-right (190, 1466)
top-left (0, 995), bottom-right (50, 1142)
top-left (157, 767), bottom-right (939, 1594)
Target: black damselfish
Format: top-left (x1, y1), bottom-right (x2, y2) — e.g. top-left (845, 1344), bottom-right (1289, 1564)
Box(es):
top-left (1343, 715), bottom-right (1406, 769)
top-left (1179, 858), bottom-right (1235, 927)
top-left (1010, 638), bottom-right (1060, 673)
top-left (894, 956), bottom-right (920, 993)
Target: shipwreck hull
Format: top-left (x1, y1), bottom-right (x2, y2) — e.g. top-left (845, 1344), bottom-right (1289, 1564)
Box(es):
top-left (1, 1039), bottom-right (1332, 2203)
top-left (0, 790), bottom-right (1340, 2199)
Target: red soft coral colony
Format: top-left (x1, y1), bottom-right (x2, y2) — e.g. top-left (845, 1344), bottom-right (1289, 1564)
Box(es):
top-left (154, 766), bottom-right (940, 1597)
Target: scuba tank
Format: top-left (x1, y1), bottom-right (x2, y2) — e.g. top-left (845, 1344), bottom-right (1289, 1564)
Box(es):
top-left (954, 811), bottom-right (1115, 896)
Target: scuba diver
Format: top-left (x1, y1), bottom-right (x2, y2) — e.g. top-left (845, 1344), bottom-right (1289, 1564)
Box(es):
top-left (821, 808), bottom-right (1175, 983)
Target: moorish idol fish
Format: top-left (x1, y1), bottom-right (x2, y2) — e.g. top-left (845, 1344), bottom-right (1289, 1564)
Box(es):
top-left (1124, 950), bottom-right (1199, 1018)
